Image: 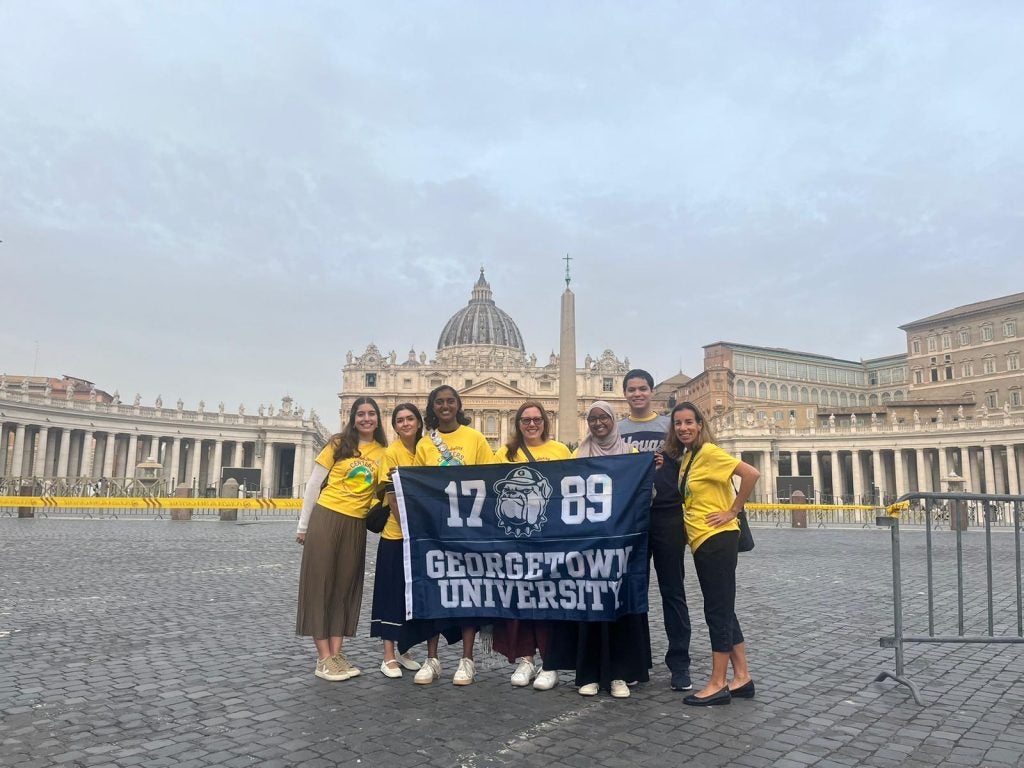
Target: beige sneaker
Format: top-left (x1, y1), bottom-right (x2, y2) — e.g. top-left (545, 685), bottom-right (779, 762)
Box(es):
top-left (333, 652), bottom-right (361, 679)
top-left (510, 657), bottom-right (536, 687)
top-left (533, 669), bottom-right (558, 690)
top-left (414, 657), bottom-right (441, 684)
top-left (315, 655), bottom-right (350, 681)
top-left (578, 682), bottom-right (599, 696)
top-left (396, 653), bottom-right (421, 671)
top-left (452, 657), bottom-right (476, 686)
top-left (610, 679), bottom-right (630, 698)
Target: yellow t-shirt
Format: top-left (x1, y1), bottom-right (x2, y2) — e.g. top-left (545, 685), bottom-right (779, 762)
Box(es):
top-left (379, 440), bottom-right (417, 540)
top-left (414, 425), bottom-right (496, 467)
top-left (495, 440), bottom-right (572, 463)
top-left (315, 440), bottom-right (386, 519)
top-left (679, 442), bottom-right (741, 553)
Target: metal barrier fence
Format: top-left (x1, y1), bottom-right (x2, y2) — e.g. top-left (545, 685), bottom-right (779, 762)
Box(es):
top-left (0, 496), bottom-right (300, 521)
top-left (874, 491), bottom-right (1024, 705)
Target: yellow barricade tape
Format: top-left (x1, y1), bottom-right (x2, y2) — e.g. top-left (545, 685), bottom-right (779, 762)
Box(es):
top-left (885, 500), bottom-right (911, 518)
top-left (745, 503), bottom-right (878, 511)
top-left (0, 496), bottom-right (302, 510)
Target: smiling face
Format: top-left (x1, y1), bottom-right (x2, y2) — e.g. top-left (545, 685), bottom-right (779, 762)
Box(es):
top-left (518, 406), bottom-right (546, 446)
top-left (431, 387), bottom-right (460, 430)
top-left (354, 403), bottom-right (379, 440)
top-left (672, 407), bottom-right (702, 449)
top-left (624, 376), bottom-right (653, 417)
top-left (393, 407), bottom-right (421, 442)
top-left (587, 408), bottom-right (614, 439)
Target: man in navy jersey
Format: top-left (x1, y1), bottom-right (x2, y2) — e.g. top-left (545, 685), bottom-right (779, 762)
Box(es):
top-left (618, 369), bottom-right (692, 691)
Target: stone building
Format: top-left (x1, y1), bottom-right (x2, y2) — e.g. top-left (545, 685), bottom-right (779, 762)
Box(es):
top-left (662, 293), bottom-right (1024, 503)
top-left (0, 376), bottom-right (329, 497)
top-left (340, 269), bottom-right (629, 447)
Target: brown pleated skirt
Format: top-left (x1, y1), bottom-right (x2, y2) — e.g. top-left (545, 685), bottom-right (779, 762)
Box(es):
top-left (295, 504), bottom-right (367, 639)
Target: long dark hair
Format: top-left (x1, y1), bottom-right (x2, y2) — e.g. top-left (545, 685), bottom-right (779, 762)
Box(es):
top-left (424, 385), bottom-right (470, 430)
top-left (664, 400), bottom-right (715, 459)
top-left (332, 396), bottom-right (387, 460)
top-left (391, 402), bottom-right (424, 446)
top-left (505, 400), bottom-right (550, 461)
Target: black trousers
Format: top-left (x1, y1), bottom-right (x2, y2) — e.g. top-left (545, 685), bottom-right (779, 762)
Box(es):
top-left (692, 530), bottom-right (744, 653)
top-left (648, 508), bottom-right (692, 673)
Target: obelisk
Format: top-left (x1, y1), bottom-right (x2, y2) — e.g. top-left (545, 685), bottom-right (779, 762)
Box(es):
top-left (558, 255), bottom-right (579, 446)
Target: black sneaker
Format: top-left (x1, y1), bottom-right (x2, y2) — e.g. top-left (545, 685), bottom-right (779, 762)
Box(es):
top-left (670, 670), bottom-right (693, 691)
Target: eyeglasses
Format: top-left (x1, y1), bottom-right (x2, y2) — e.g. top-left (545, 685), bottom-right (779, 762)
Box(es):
top-left (519, 417), bottom-right (544, 425)
top-left (587, 414), bottom-right (613, 424)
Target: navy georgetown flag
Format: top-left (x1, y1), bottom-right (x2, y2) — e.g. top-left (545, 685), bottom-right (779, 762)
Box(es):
top-left (393, 453), bottom-right (654, 622)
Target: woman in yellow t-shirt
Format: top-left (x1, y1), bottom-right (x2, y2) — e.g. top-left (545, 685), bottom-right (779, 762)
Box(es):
top-left (665, 400), bottom-right (760, 706)
top-left (370, 403), bottom-right (429, 679)
top-left (408, 384), bottom-right (495, 687)
top-left (493, 401), bottom-right (572, 692)
top-left (295, 396), bottom-right (387, 683)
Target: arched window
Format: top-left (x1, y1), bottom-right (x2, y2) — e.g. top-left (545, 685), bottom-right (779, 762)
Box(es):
top-left (830, 390), bottom-right (839, 406)
top-left (780, 385), bottom-right (790, 401)
top-left (485, 415), bottom-right (497, 434)
top-left (735, 379), bottom-right (745, 397)
top-left (801, 387), bottom-right (810, 403)
top-left (881, 392), bottom-right (891, 403)
top-left (747, 381), bottom-right (757, 398)
top-left (893, 390), bottom-right (904, 401)
top-left (840, 392), bottom-right (849, 407)
top-left (758, 382), bottom-right (768, 399)
top-left (869, 394), bottom-right (879, 406)
top-left (770, 383), bottom-right (778, 400)
top-left (810, 388), bottom-right (819, 403)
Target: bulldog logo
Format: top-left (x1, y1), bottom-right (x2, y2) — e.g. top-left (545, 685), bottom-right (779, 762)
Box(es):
top-left (493, 466), bottom-right (552, 538)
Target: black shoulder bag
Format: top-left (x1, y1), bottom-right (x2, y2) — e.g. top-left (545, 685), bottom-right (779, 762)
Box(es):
top-left (732, 478), bottom-right (755, 553)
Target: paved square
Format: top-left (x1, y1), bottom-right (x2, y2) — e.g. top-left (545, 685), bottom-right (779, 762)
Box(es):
top-left (1, 519), bottom-right (1022, 767)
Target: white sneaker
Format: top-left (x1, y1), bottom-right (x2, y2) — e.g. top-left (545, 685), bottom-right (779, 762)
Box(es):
top-left (314, 655), bottom-right (350, 682)
top-left (414, 657), bottom-right (441, 685)
top-left (578, 682), bottom-right (599, 696)
top-left (452, 657), bottom-right (476, 686)
top-left (533, 669), bottom-right (558, 691)
top-left (510, 657), bottom-right (536, 687)
top-left (379, 660), bottom-right (402, 679)
top-left (610, 679), bottom-right (630, 698)
top-left (396, 652), bottom-right (421, 671)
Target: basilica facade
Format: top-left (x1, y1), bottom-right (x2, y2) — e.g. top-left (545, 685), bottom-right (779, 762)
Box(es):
top-left (340, 270), bottom-right (629, 448)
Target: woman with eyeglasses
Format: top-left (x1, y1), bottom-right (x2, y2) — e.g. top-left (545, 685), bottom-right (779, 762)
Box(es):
top-left (408, 384), bottom-right (495, 686)
top-left (544, 401), bottom-right (652, 699)
top-left (492, 401), bottom-right (571, 691)
top-left (664, 401), bottom-right (759, 706)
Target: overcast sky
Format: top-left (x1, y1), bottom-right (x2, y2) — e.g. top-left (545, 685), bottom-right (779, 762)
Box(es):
top-left (2, 1), bottom-right (1022, 427)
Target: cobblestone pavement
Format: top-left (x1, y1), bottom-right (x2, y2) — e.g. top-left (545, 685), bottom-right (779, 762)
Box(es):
top-left (1, 519), bottom-right (1022, 768)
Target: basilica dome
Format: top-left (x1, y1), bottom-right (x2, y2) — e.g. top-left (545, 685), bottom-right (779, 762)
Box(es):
top-left (437, 269), bottom-right (526, 352)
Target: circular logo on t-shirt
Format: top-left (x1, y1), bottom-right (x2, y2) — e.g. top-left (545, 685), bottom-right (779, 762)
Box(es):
top-left (343, 464), bottom-right (374, 492)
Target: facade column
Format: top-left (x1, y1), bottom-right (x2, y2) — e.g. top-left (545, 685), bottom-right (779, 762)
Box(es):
top-left (101, 434), bottom-right (117, 478)
top-left (983, 446), bottom-right (996, 494)
top-left (211, 440), bottom-right (224, 494)
top-left (829, 451), bottom-right (841, 503)
top-left (851, 450), bottom-right (864, 503)
top-left (937, 447), bottom-right (949, 488)
top-left (82, 432), bottom-right (98, 479)
top-left (169, 438), bottom-right (182, 490)
top-left (871, 450), bottom-right (883, 503)
top-left (57, 429), bottom-right (72, 477)
top-left (761, 449), bottom-right (775, 503)
top-left (992, 447), bottom-right (1006, 495)
top-left (263, 442), bottom-right (276, 497)
top-left (915, 449), bottom-right (928, 493)
top-left (894, 449), bottom-right (908, 498)
top-left (33, 427), bottom-right (50, 477)
top-left (809, 450), bottom-right (822, 502)
top-left (959, 447), bottom-right (974, 493)
top-left (126, 434), bottom-right (139, 479)
top-left (11, 424), bottom-right (27, 476)
top-left (1007, 445), bottom-right (1020, 496)
top-left (44, 429), bottom-right (60, 476)
top-left (969, 447), bottom-right (983, 493)
top-left (0, 425), bottom-right (9, 475)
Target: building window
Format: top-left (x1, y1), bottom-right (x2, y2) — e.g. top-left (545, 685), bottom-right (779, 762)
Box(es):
top-left (780, 385), bottom-right (790, 401)
top-left (912, 338), bottom-right (921, 354)
top-left (961, 361), bottom-right (974, 377)
top-left (430, 378), bottom-right (442, 388)
top-left (942, 333), bottom-right (951, 350)
top-left (959, 329), bottom-right (970, 346)
top-left (983, 357), bottom-right (996, 375)
top-left (945, 366), bottom-right (953, 380)
top-left (927, 336), bottom-right (937, 352)
top-left (774, 410), bottom-right (784, 421)
top-left (464, 379), bottom-right (473, 388)
top-left (986, 392), bottom-right (998, 408)
top-left (509, 380), bottom-right (518, 389)
top-left (1005, 319), bottom-right (1017, 337)
top-left (914, 369), bottom-right (923, 384)
top-left (1008, 352), bottom-right (1020, 371)
top-left (930, 368), bottom-right (939, 382)
top-left (769, 383), bottom-right (778, 400)
top-left (602, 377), bottom-right (614, 392)
top-left (1011, 390), bottom-right (1022, 407)
top-left (981, 324), bottom-right (994, 341)
top-left (485, 415), bottom-right (497, 434)
top-left (402, 377), bottom-right (412, 389)
top-left (539, 380), bottom-right (552, 391)
top-left (735, 379), bottom-right (745, 396)
top-left (365, 373), bottom-right (377, 387)
top-left (756, 410), bottom-right (766, 421)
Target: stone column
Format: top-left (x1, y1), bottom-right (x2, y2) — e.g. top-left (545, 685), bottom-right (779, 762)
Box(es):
top-left (44, 429), bottom-right (60, 476)
top-left (32, 427), bottom-right (49, 477)
top-left (829, 451), bottom-right (842, 503)
top-left (809, 451), bottom-right (822, 502)
top-left (211, 440), bottom-right (224, 494)
top-left (983, 446), bottom-right (996, 494)
top-left (101, 434), bottom-right (117, 478)
top-left (895, 449), bottom-right (908, 498)
top-left (126, 434), bottom-right (139, 479)
top-left (169, 438), bottom-right (182, 491)
top-left (1007, 445), bottom-right (1020, 496)
top-left (959, 447), bottom-right (974, 493)
top-left (263, 442), bottom-right (275, 497)
top-left (851, 451), bottom-right (864, 503)
top-left (915, 449), bottom-right (928, 493)
top-left (871, 450), bottom-right (883, 503)
top-left (11, 424), bottom-right (27, 476)
top-left (56, 429), bottom-right (72, 477)
top-left (969, 446), bottom-right (983, 493)
top-left (992, 447), bottom-right (1006, 495)
top-left (760, 450), bottom-right (775, 503)
top-left (0, 425), bottom-right (9, 475)
top-left (292, 443), bottom-right (305, 496)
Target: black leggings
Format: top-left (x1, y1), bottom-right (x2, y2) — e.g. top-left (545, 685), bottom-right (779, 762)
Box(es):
top-left (692, 530), bottom-right (744, 653)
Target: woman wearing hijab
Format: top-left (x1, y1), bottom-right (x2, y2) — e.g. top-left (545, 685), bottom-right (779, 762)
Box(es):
top-left (544, 401), bottom-right (652, 698)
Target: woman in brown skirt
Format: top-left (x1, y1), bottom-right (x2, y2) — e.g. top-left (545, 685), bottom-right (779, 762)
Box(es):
top-left (295, 396), bottom-right (387, 681)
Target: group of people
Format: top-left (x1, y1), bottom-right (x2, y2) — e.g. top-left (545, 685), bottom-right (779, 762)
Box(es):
top-left (294, 369), bottom-right (760, 706)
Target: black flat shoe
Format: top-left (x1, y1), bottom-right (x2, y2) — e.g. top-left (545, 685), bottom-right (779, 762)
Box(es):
top-left (683, 686), bottom-right (731, 706)
top-left (730, 680), bottom-right (755, 699)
